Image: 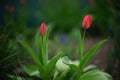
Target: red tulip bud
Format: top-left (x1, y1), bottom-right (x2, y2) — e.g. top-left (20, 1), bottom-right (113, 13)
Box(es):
top-left (20, 0), bottom-right (26, 5)
top-left (10, 6), bottom-right (15, 12)
top-left (82, 15), bottom-right (92, 29)
top-left (4, 4), bottom-right (9, 11)
top-left (89, 0), bottom-right (94, 4)
top-left (39, 22), bottom-right (46, 36)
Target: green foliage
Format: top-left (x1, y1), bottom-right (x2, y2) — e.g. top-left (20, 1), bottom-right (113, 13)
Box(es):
top-left (79, 39), bottom-right (107, 70)
top-left (106, 23), bottom-right (120, 73)
top-left (43, 53), bottom-right (61, 80)
top-left (22, 63), bottom-right (39, 77)
top-left (20, 28), bottom-right (112, 80)
top-left (0, 26), bottom-right (18, 79)
top-left (59, 30), bottom-right (112, 80)
top-left (19, 27), bottom-right (62, 80)
top-left (78, 30), bottom-right (83, 61)
top-left (19, 40), bottom-right (44, 77)
top-left (79, 69), bottom-right (112, 80)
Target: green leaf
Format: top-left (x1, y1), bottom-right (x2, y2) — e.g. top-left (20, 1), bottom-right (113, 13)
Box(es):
top-left (101, 72), bottom-right (113, 80)
top-left (35, 27), bottom-right (50, 66)
top-left (56, 58), bottom-right (70, 72)
top-left (18, 40), bottom-right (44, 77)
top-left (43, 52), bottom-right (62, 80)
top-left (22, 63), bottom-right (40, 77)
top-left (54, 71), bottom-right (67, 80)
top-left (62, 56), bottom-right (79, 70)
top-left (83, 65), bottom-right (97, 72)
top-left (0, 52), bottom-right (16, 64)
top-left (69, 71), bottom-right (78, 80)
top-left (78, 30), bottom-right (83, 61)
top-left (62, 56), bottom-right (69, 65)
top-left (35, 32), bottom-right (42, 64)
top-left (79, 69), bottom-right (112, 80)
top-left (69, 64), bottom-right (79, 70)
top-left (79, 39), bottom-right (107, 70)
top-left (42, 27), bottom-right (50, 66)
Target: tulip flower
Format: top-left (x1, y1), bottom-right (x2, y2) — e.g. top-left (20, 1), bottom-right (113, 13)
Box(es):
top-left (20, 0), bottom-right (26, 5)
top-left (4, 4), bottom-right (9, 11)
top-left (89, 0), bottom-right (94, 4)
top-left (82, 15), bottom-right (92, 29)
top-left (10, 6), bottom-right (15, 12)
top-left (39, 22), bottom-right (46, 36)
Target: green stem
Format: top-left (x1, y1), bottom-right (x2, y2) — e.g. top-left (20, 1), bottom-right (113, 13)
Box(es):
top-left (82, 29), bottom-right (86, 44)
top-left (79, 29), bottom-right (86, 64)
top-left (79, 29), bottom-right (86, 76)
top-left (42, 35), bottom-right (45, 66)
top-left (82, 29), bottom-right (86, 58)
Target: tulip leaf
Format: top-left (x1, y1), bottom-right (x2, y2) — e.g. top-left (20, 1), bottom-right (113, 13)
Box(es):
top-left (35, 32), bottom-right (42, 64)
top-left (19, 40), bottom-right (44, 77)
top-left (56, 58), bottom-right (70, 72)
top-left (43, 27), bottom-right (50, 66)
top-left (62, 56), bottom-right (69, 65)
top-left (43, 52), bottom-right (62, 80)
top-left (83, 65), bottom-right (97, 72)
top-left (62, 56), bottom-right (79, 70)
top-left (22, 63), bottom-right (40, 77)
top-left (79, 69), bottom-right (112, 80)
top-left (54, 71), bottom-right (67, 80)
top-left (79, 39), bottom-right (107, 70)
top-left (69, 64), bottom-right (79, 70)
top-left (78, 30), bottom-right (83, 61)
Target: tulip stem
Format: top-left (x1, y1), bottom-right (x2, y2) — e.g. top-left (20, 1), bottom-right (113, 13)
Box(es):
top-left (82, 29), bottom-right (86, 44)
top-left (79, 29), bottom-right (86, 75)
top-left (41, 35), bottom-right (44, 65)
top-left (42, 35), bottom-right (43, 45)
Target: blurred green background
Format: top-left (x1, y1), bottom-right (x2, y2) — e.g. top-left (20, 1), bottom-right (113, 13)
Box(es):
top-left (0, 0), bottom-right (120, 80)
